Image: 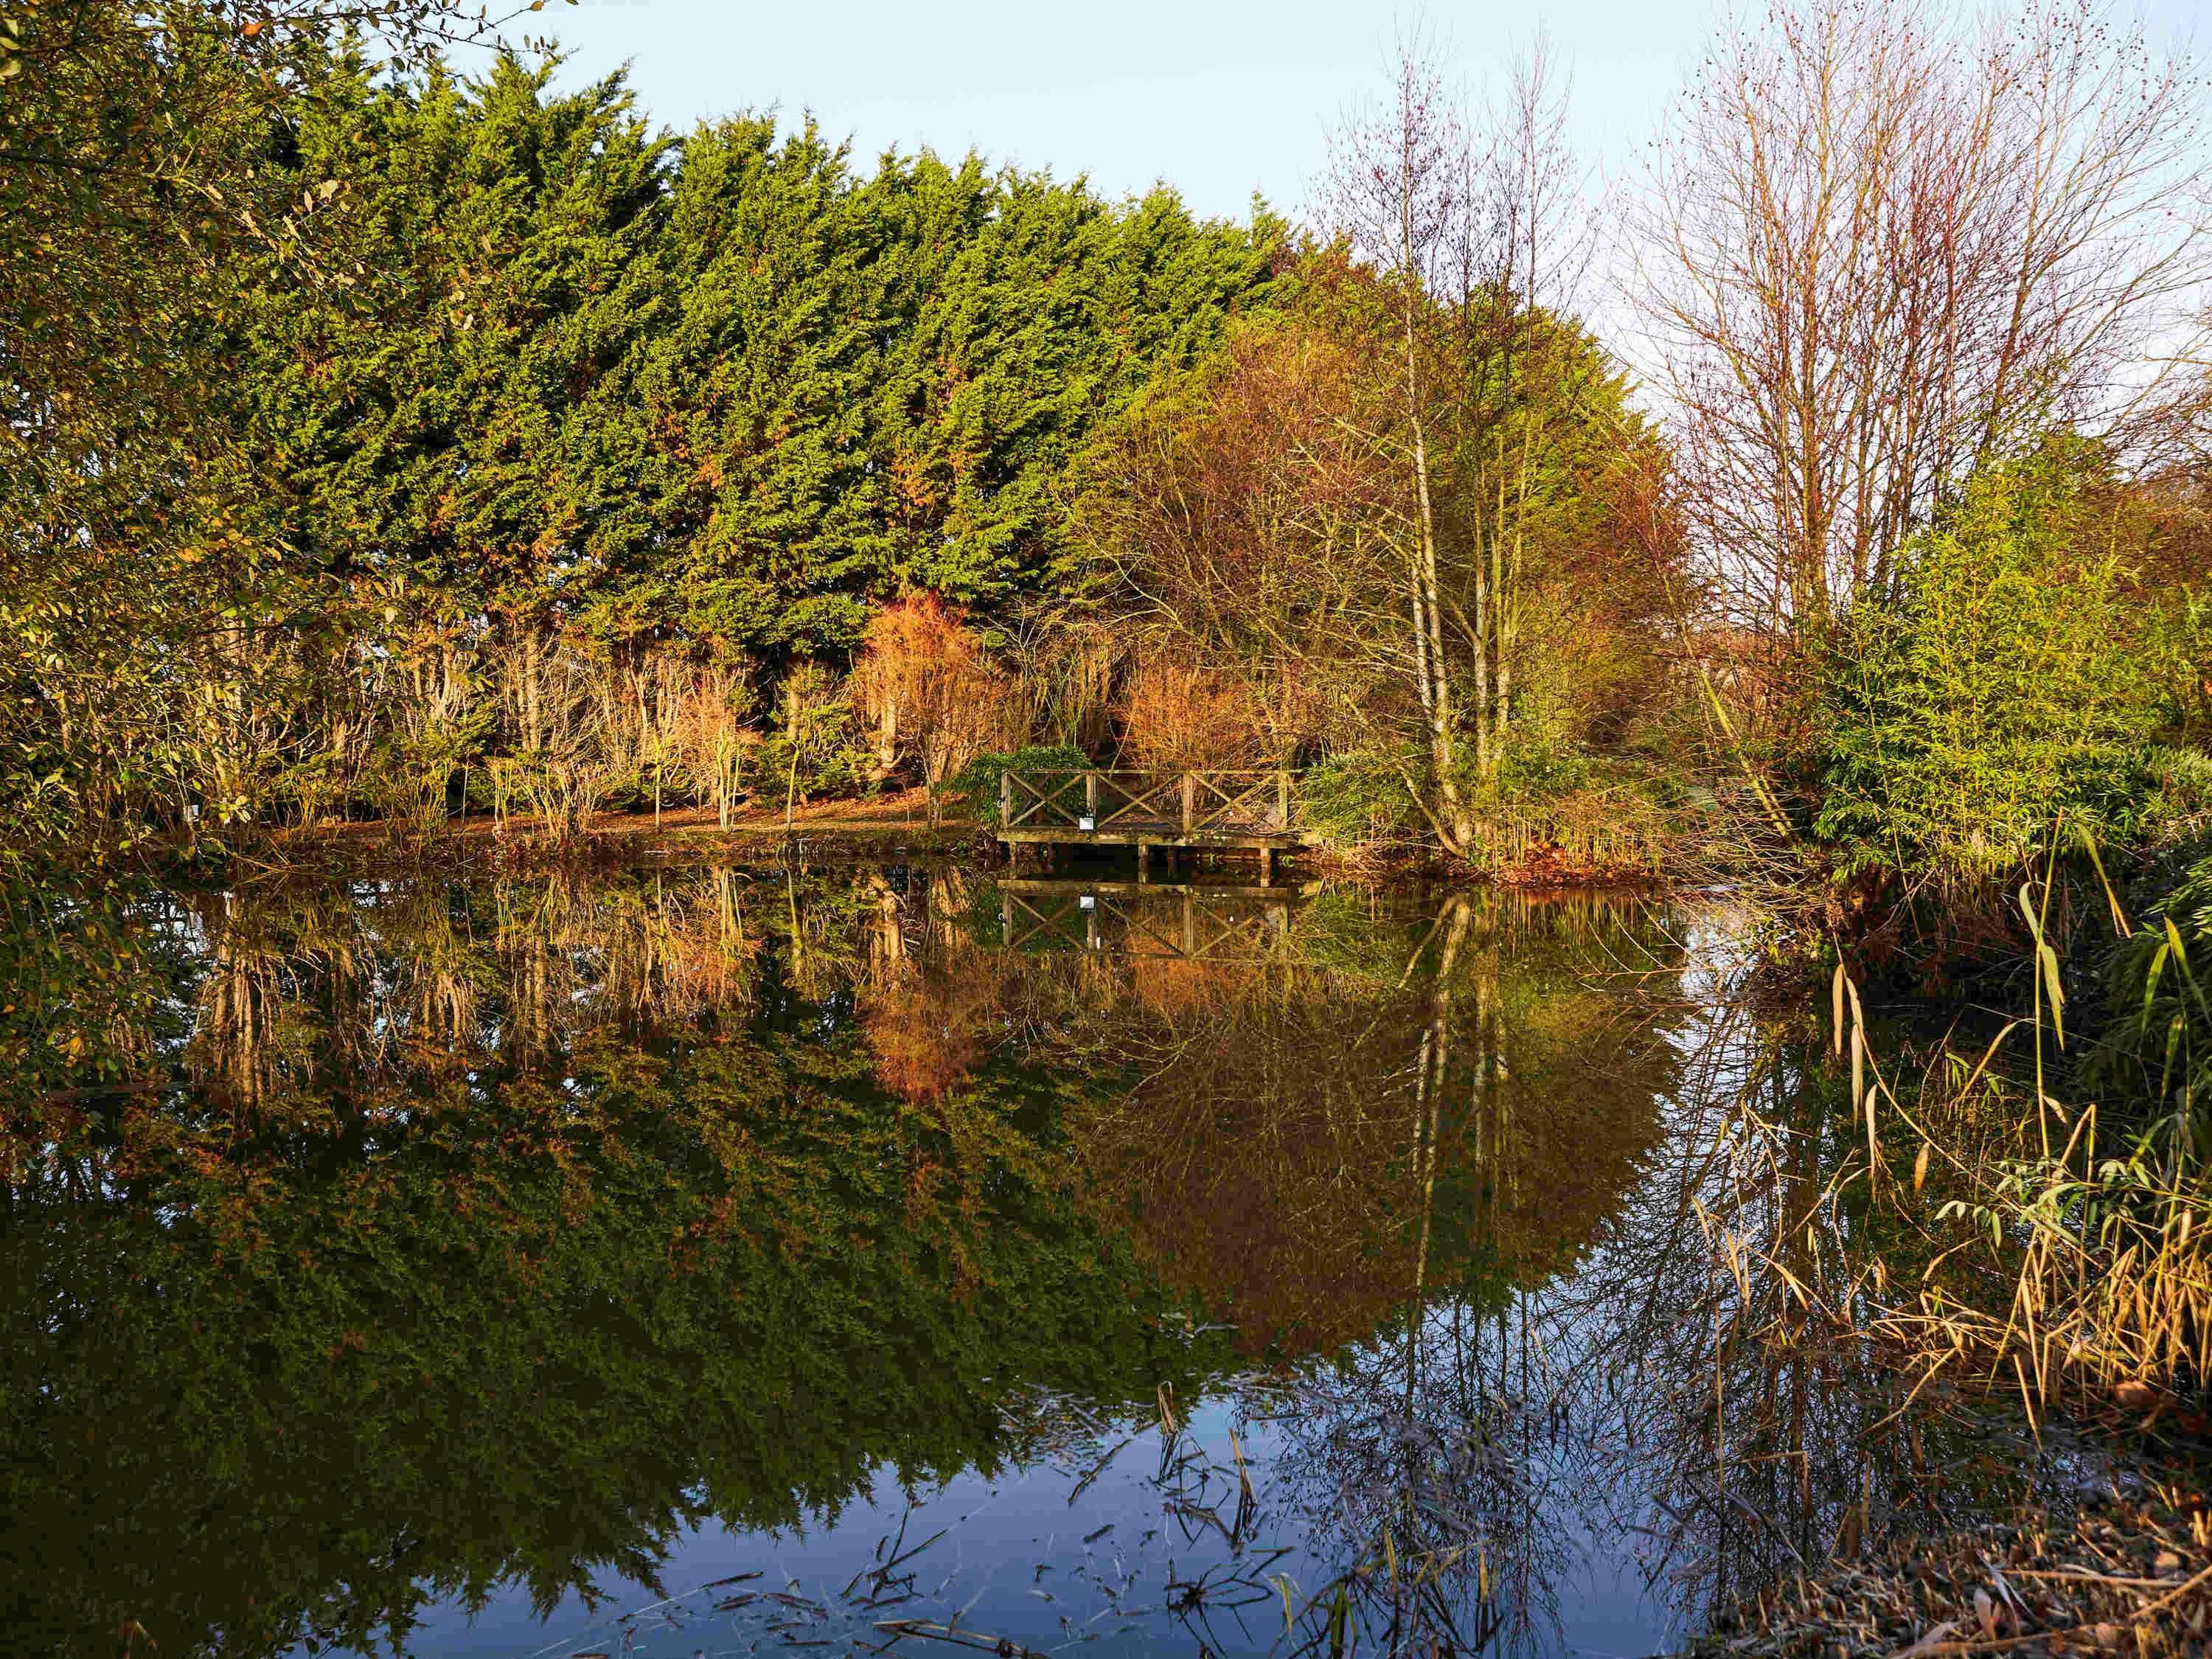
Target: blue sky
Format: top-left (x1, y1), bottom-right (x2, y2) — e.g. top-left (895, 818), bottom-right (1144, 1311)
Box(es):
top-left (526, 1), bottom-right (2207, 226)
top-left (521, 0), bottom-right (1710, 223)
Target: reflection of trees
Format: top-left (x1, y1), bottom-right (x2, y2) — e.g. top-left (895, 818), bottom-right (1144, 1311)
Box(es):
top-left (24, 863), bottom-right (1001, 1120)
top-left (153, 869), bottom-right (775, 1101)
top-left (0, 882), bottom-right (200, 1100)
top-left (863, 944), bottom-right (1012, 1103)
top-left (1557, 991), bottom-right (2033, 1626)
top-left (1310, 922), bottom-right (2061, 1651)
top-left (859, 869), bottom-right (1020, 1104)
top-left (1048, 889), bottom-right (1689, 1361)
top-left (0, 871), bottom-right (1238, 1658)
top-left (995, 891), bottom-right (2034, 1658)
top-left (0, 1085), bottom-right (1231, 1654)
top-left (890, 877), bottom-right (1732, 1655)
top-left (891, 880), bottom-right (1697, 1656)
top-left (1158, 891), bottom-right (1694, 1656)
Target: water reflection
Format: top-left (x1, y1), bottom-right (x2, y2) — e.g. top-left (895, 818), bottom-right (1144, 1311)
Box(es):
top-left (0, 866), bottom-right (2078, 1657)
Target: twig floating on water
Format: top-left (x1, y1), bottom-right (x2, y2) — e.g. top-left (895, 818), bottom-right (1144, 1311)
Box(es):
top-left (872, 1618), bottom-right (1050, 1657)
top-left (1067, 1436), bottom-right (1132, 1506)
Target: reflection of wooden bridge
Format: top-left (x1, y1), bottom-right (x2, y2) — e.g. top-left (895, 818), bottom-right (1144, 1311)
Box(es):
top-left (999, 879), bottom-right (1315, 960)
top-left (997, 770), bottom-right (1315, 878)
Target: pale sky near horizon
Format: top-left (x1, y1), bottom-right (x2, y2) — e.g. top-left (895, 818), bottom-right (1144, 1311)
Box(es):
top-left (521, 0), bottom-right (2206, 229)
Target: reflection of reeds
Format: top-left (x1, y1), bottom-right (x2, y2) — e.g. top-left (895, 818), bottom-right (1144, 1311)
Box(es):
top-left (181, 888), bottom-right (366, 1111)
top-left (1672, 966), bottom-right (2212, 1643)
top-left (154, 866), bottom-right (782, 1103)
top-left (1701, 861), bottom-right (2212, 1421)
top-left (1446, 915), bottom-right (1981, 1627)
top-left (1612, 897), bottom-right (2212, 1632)
top-left (1125, 953), bottom-right (1264, 1020)
top-left (187, 931), bottom-right (297, 1112)
top-left (147, 863), bottom-right (1075, 1120)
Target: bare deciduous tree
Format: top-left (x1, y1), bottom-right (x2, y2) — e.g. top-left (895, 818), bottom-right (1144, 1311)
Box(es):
top-left (677, 662), bottom-right (759, 832)
top-left (1448, 35), bottom-right (1602, 770)
top-left (1640, 0), bottom-right (2211, 644)
top-left (1327, 34), bottom-right (1479, 849)
top-left (1324, 32), bottom-right (1610, 846)
top-left (1077, 308), bottom-right (1399, 762)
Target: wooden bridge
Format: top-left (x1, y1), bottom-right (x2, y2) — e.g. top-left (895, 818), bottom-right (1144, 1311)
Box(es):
top-left (996, 768), bottom-right (1314, 877)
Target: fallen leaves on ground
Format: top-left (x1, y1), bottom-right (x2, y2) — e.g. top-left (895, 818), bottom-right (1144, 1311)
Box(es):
top-left (1691, 1492), bottom-right (2212, 1656)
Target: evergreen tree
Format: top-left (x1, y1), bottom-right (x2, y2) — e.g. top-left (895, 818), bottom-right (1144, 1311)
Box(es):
top-left (249, 51), bottom-right (675, 619)
top-left (253, 74), bottom-right (1281, 658)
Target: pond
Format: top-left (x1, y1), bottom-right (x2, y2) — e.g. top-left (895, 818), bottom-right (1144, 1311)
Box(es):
top-left (0, 859), bottom-right (2107, 1658)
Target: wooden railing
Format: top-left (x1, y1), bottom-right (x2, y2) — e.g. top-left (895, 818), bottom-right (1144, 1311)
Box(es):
top-left (998, 769), bottom-right (1300, 837)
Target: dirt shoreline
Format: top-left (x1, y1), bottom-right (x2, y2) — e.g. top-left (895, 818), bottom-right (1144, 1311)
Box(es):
top-left (227, 791), bottom-right (983, 874)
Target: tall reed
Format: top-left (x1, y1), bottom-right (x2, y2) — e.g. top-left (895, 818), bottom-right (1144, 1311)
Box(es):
top-left (1753, 860), bottom-right (2212, 1408)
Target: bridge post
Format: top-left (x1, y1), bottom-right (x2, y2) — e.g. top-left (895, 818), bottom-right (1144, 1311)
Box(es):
top-left (1180, 773), bottom-right (1195, 836)
top-left (1085, 770), bottom-right (1099, 826)
top-left (1000, 769), bottom-right (1011, 828)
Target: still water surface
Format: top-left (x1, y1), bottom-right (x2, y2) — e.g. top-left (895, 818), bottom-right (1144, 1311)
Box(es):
top-left (0, 862), bottom-right (2084, 1656)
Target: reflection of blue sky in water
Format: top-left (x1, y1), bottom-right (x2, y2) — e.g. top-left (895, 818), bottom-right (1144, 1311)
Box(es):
top-left (397, 1377), bottom-right (1688, 1658)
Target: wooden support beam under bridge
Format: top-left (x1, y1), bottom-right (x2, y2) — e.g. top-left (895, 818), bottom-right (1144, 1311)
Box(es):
top-left (995, 768), bottom-right (1315, 881)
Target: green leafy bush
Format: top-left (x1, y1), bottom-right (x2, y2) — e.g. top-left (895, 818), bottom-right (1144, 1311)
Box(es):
top-left (2140, 589), bottom-right (2212, 743)
top-left (2138, 745), bottom-right (2212, 855)
top-left (1816, 455), bottom-right (2160, 888)
top-left (757, 681), bottom-right (876, 809)
top-left (946, 745), bottom-right (1093, 821)
top-left (1300, 739), bottom-right (1682, 871)
top-left (1298, 745), bottom-right (1432, 852)
top-left (1495, 730), bottom-right (1596, 801)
